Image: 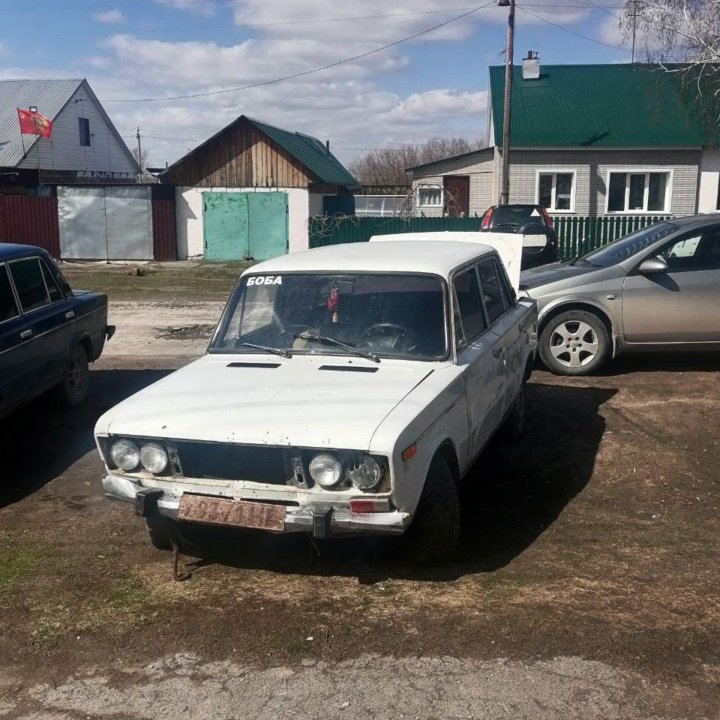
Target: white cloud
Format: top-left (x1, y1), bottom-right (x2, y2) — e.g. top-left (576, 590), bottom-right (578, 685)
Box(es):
top-left (93, 9), bottom-right (124, 24)
top-left (2, 0), bottom-right (597, 167)
top-left (155, 0), bottom-right (215, 17)
top-left (0, 41), bottom-right (6, 58)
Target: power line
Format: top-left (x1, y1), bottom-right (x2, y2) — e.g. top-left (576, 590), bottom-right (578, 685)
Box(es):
top-left (105, 3), bottom-right (493, 103)
top-left (517, 5), bottom-right (630, 50)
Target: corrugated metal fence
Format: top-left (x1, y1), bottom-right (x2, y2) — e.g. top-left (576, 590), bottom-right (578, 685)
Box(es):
top-left (309, 214), bottom-right (673, 260)
top-left (0, 195), bottom-right (60, 257)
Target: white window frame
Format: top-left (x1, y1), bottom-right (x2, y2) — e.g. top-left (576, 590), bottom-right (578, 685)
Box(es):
top-left (535, 170), bottom-right (576, 213)
top-left (416, 184), bottom-right (443, 208)
top-left (604, 169), bottom-right (674, 214)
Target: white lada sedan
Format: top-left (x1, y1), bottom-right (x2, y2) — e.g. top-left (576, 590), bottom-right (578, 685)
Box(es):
top-left (95, 240), bottom-right (538, 563)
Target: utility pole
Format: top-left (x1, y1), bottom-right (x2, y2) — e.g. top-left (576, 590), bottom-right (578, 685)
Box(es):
top-left (136, 126), bottom-right (143, 181)
top-left (628, 0), bottom-right (643, 64)
top-left (499, 0), bottom-right (515, 205)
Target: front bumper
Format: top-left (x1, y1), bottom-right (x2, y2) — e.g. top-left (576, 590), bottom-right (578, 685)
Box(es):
top-left (102, 474), bottom-right (410, 537)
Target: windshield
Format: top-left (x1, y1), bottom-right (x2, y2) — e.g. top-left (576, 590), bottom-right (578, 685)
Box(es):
top-left (579, 222), bottom-right (678, 268)
top-left (211, 273), bottom-right (448, 360)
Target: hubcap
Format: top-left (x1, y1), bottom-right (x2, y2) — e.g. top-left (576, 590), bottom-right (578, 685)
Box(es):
top-left (68, 351), bottom-right (88, 396)
top-left (548, 320), bottom-right (599, 369)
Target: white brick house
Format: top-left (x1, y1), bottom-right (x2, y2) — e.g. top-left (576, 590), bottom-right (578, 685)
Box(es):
top-left (408, 61), bottom-right (719, 218)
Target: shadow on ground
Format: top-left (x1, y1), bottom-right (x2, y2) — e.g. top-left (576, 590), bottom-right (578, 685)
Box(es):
top-left (584, 351), bottom-right (718, 377)
top-left (173, 382), bottom-right (617, 582)
top-left (0, 369), bottom-right (173, 509)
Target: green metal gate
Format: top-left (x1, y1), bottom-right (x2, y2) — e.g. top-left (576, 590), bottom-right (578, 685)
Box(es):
top-left (203, 192), bottom-right (288, 261)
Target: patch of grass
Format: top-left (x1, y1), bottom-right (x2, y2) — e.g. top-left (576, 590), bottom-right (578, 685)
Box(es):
top-left (0, 547), bottom-right (44, 600)
top-left (30, 572), bottom-right (156, 647)
top-left (62, 261), bottom-right (252, 301)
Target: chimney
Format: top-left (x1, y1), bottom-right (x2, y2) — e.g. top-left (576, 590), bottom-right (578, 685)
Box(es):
top-left (326, 140), bottom-right (330, 156)
top-left (522, 51), bottom-right (540, 80)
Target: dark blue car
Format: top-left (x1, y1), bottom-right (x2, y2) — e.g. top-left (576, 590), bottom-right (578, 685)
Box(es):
top-left (0, 244), bottom-right (113, 420)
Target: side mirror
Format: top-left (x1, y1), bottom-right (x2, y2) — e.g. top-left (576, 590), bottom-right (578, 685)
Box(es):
top-left (638, 256), bottom-right (669, 275)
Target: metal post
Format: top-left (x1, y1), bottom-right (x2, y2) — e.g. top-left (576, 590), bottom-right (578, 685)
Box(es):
top-left (500, 0), bottom-right (515, 205)
top-left (136, 126), bottom-right (143, 181)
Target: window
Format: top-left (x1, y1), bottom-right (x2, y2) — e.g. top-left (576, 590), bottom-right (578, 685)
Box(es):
top-left (79, 117), bottom-right (91, 146)
top-left (0, 265), bottom-right (19, 323)
top-left (659, 226), bottom-right (720, 271)
top-left (40, 261), bottom-right (63, 302)
top-left (9, 259), bottom-right (50, 313)
top-left (477, 259), bottom-right (511, 324)
top-left (606, 171), bottom-right (670, 213)
top-left (417, 185), bottom-right (442, 208)
top-left (453, 268), bottom-right (487, 346)
top-left (538, 172), bottom-right (574, 211)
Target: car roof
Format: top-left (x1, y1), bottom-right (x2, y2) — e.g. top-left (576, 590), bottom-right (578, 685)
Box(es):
top-left (244, 240), bottom-right (497, 278)
top-left (0, 243), bottom-right (51, 261)
top-left (662, 213), bottom-right (720, 230)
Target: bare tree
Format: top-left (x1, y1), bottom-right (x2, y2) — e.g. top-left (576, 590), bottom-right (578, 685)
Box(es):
top-left (132, 146), bottom-right (150, 172)
top-left (349, 137), bottom-right (483, 186)
top-left (620, 0), bottom-right (720, 121)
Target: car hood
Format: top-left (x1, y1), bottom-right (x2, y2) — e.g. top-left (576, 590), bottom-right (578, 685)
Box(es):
top-left (95, 354), bottom-right (436, 451)
top-left (519, 261), bottom-right (599, 291)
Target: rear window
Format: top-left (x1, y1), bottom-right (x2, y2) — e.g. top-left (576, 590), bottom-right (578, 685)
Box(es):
top-left (9, 258), bottom-right (50, 313)
top-left (491, 206), bottom-right (538, 231)
top-left (0, 264), bottom-right (19, 322)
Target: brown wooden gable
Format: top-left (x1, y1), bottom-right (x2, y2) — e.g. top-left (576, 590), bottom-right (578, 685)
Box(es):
top-left (163, 118), bottom-right (314, 188)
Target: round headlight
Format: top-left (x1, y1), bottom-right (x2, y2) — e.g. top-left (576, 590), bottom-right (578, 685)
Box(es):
top-left (110, 439), bottom-right (140, 471)
top-left (346, 454), bottom-right (383, 491)
top-left (308, 453), bottom-right (342, 488)
top-left (140, 442), bottom-right (168, 474)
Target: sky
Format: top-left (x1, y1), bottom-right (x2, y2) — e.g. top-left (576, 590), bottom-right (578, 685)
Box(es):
top-left (0, 0), bottom-right (633, 167)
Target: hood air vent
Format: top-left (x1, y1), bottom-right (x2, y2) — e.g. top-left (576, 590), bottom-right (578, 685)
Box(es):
top-left (318, 365), bottom-right (379, 373)
top-left (227, 361), bottom-right (281, 369)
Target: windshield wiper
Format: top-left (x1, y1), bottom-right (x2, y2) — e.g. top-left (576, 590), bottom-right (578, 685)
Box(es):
top-left (294, 333), bottom-right (380, 363)
top-left (237, 342), bottom-right (292, 358)
top-left (570, 256), bottom-right (592, 267)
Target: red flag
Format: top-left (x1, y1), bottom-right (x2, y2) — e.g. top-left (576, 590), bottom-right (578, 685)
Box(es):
top-left (17, 108), bottom-right (53, 140)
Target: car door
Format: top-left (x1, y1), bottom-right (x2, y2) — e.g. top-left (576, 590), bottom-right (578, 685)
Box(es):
top-left (0, 262), bottom-right (36, 412)
top-left (453, 265), bottom-right (504, 462)
top-left (476, 257), bottom-right (520, 416)
top-left (8, 256), bottom-right (76, 390)
top-left (622, 225), bottom-right (720, 343)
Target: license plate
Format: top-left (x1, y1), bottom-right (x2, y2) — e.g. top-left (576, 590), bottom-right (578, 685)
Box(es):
top-left (178, 495), bottom-right (285, 532)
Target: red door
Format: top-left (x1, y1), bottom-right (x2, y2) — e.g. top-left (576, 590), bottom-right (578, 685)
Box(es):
top-left (444, 176), bottom-right (470, 217)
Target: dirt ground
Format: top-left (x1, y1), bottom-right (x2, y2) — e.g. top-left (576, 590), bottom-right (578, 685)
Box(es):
top-left (0, 266), bottom-right (718, 718)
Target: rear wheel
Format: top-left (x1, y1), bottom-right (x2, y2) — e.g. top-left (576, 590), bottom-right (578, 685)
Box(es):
top-left (55, 343), bottom-right (90, 406)
top-left (405, 455), bottom-right (459, 565)
top-left (539, 310), bottom-right (610, 376)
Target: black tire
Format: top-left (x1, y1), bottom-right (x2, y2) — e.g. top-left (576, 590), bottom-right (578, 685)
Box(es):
top-left (539, 310), bottom-right (610, 376)
top-left (501, 380), bottom-right (527, 442)
top-left (55, 343), bottom-right (90, 406)
top-left (405, 455), bottom-right (459, 565)
top-left (145, 515), bottom-right (181, 552)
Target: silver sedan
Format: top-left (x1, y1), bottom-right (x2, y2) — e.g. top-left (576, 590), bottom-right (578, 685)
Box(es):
top-left (519, 214), bottom-right (720, 375)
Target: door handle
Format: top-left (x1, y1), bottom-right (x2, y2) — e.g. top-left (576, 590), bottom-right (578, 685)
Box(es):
top-left (492, 345), bottom-right (504, 358)
top-left (20, 329), bottom-right (32, 340)
top-left (65, 310), bottom-right (75, 320)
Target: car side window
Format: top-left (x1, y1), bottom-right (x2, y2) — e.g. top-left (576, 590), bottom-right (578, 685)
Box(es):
top-left (9, 258), bottom-right (50, 313)
top-left (660, 227), bottom-right (720, 271)
top-left (40, 260), bottom-right (63, 302)
top-left (477, 259), bottom-right (511, 325)
top-left (453, 267), bottom-right (487, 347)
top-left (0, 264), bottom-right (20, 323)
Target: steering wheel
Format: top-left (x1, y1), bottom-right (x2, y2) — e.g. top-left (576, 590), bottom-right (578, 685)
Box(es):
top-left (361, 322), bottom-right (419, 352)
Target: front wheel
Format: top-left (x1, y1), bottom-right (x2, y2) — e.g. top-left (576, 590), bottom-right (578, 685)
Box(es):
top-left (55, 343), bottom-right (90, 406)
top-left (405, 455), bottom-right (459, 565)
top-left (539, 310), bottom-right (610, 376)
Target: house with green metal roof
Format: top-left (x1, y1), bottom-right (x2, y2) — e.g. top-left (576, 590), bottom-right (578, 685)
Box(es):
top-left (162, 115), bottom-right (358, 260)
top-left (407, 60), bottom-right (719, 219)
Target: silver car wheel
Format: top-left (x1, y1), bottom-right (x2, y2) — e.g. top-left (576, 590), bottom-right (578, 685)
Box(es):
top-left (548, 320), bottom-right (600, 369)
